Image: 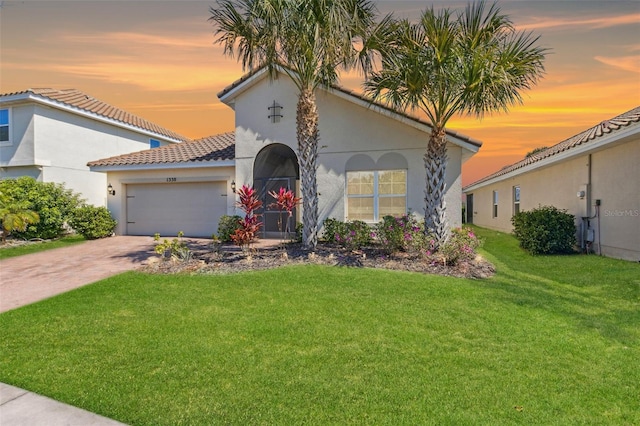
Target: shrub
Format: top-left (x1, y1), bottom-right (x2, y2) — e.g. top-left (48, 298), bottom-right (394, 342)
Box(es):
top-left (154, 231), bottom-right (191, 261)
top-left (217, 215), bottom-right (242, 242)
top-left (0, 191), bottom-right (40, 242)
top-left (374, 214), bottom-right (426, 254)
top-left (511, 205), bottom-right (576, 254)
top-left (438, 227), bottom-right (481, 265)
top-left (268, 187), bottom-right (301, 241)
top-left (322, 218), bottom-right (372, 250)
top-left (322, 218), bottom-right (343, 244)
top-left (231, 185), bottom-right (263, 253)
top-left (294, 222), bottom-right (303, 243)
top-left (0, 177), bottom-right (83, 239)
top-left (69, 205), bottom-right (116, 239)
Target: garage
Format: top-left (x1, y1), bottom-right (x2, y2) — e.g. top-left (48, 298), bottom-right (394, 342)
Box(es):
top-left (126, 181), bottom-right (227, 237)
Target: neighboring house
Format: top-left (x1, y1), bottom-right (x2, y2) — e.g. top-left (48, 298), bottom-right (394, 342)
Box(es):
top-left (89, 67), bottom-right (481, 238)
top-left (0, 88), bottom-right (188, 206)
top-left (463, 106), bottom-right (640, 261)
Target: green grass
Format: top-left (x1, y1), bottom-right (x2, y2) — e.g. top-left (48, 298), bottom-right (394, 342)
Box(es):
top-left (0, 235), bottom-right (86, 259)
top-left (1, 227), bottom-right (638, 425)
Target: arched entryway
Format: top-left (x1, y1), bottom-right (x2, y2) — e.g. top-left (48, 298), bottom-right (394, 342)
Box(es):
top-left (253, 143), bottom-right (300, 238)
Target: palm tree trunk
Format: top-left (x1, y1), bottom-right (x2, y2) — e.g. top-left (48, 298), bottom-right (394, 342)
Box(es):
top-left (297, 88), bottom-right (319, 249)
top-left (424, 129), bottom-right (449, 248)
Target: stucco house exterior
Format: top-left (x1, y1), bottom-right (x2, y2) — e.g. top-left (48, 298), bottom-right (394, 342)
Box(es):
top-left (463, 106), bottom-right (640, 261)
top-left (89, 68), bottom-right (482, 238)
top-left (0, 88), bottom-right (187, 206)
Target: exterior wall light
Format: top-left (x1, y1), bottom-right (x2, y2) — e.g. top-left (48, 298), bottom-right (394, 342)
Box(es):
top-left (107, 183), bottom-right (116, 196)
top-left (231, 180), bottom-right (236, 193)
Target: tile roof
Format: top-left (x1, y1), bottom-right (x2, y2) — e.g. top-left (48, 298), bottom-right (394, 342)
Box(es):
top-left (217, 66), bottom-right (482, 148)
top-left (1, 88), bottom-right (188, 142)
top-left (87, 132), bottom-right (235, 167)
top-left (464, 106), bottom-right (640, 189)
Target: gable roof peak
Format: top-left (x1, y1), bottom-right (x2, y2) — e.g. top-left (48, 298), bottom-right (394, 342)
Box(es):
top-left (217, 66), bottom-right (483, 149)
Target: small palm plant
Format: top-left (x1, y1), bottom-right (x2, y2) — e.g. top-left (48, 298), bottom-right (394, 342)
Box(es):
top-left (232, 185), bottom-right (263, 254)
top-left (0, 191), bottom-right (40, 242)
top-left (268, 187), bottom-right (301, 244)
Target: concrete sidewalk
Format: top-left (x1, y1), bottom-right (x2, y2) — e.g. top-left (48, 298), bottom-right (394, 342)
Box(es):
top-left (0, 383), bottom-right (127, 426)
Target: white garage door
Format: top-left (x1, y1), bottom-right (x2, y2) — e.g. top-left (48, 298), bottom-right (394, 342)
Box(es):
top-left (126, 182), bottom-right (226, 237)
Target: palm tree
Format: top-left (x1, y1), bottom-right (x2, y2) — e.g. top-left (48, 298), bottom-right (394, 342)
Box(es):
top-left (364, 0), bottom-right (547, 248)
top-left (0, 192), bottom-right (39, 242)
top-left (210, 0), bottom-right (379, 249)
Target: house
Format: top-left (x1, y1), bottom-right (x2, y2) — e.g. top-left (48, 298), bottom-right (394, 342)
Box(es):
top-left (0, 88), bottom-right (187, 206)
top-left (463, 106), bottom-right (640, 261)
top-left (90, 68), bottom-right (482, 238)
top-left (89, 67), bottom-right (481, 238)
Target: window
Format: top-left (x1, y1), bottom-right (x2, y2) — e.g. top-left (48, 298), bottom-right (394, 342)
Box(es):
top-left (347, 169), bottom-right (406, 222)
top-left (150, 138), bottom-right (160, 148)
top-left (513, 186), bottom-right (520, 215)
top-left (492, 190), bottom-right (498, 218)
top-left (0, 109), bottom-right (9, 143)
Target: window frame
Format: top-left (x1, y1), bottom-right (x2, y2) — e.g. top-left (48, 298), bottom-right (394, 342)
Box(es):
top-left (492, 190), bottom-right (499, 218)
top-left (149, 138), bottom-right (161, 148)
top-left (346, 169), bottom-right (407, 222)
top-left (0, 108), bottom-right (11, 146)
top-left (513, 186), bottom-right (520, 215)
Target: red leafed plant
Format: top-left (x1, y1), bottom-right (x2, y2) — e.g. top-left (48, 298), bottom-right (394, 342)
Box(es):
top-left (268, 187), bottom-right (301, 242)
top-left (231, 184), bottom-right (263, 252)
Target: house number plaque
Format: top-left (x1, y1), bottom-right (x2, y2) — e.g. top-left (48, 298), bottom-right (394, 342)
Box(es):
top-left (166, 177), bottom-right (177, 182)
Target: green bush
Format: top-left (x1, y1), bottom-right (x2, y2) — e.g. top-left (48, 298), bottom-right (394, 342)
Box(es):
top-left (374, 214), bottom-right (426, 254)
top-left (322, 218), bottom-right (372, 250)
top-left (69, 205), bottom-right (117, 239)
top-left (438, 227), bottom-right (481, 265)
top-left (0, 177), bottom-right (83, 239)
top-left (321, 218), bottom-right (343, 244)
top-left (217, 215), bottom-right (242, 242)
top-left (511, 205), bottom-right (576, 254)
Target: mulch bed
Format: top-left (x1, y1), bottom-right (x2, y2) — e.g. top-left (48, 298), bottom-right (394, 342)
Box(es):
top-left (140, 240), bottom-right (496, 279)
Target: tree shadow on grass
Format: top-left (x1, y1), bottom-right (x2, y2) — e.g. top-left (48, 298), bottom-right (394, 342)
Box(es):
top-left (483, 261), bottom-right (639, 346)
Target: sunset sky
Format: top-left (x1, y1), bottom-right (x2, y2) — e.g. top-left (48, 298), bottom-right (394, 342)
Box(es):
top-left (1, 0), bottom-right (638, 186)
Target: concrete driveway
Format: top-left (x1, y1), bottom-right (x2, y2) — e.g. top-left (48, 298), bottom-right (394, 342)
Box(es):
top-left (0, 235), bottom-right (156, 313)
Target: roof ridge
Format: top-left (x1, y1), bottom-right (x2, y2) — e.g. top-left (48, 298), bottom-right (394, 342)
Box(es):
top-left (464, 105), bottom-right (640, 189)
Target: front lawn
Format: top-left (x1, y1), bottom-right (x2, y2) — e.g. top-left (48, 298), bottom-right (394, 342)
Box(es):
top-left (0, 227), bottom-right (638, 424)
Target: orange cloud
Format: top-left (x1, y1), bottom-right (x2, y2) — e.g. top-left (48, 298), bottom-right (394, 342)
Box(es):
top-left (50, 60), bottom-right (239, 91)
top-left (517, 13), bottom-right (640, 31)
top-left (594, 55), bottom-right (640, 74)
top-left (57, 31), bottom-right (212, 50)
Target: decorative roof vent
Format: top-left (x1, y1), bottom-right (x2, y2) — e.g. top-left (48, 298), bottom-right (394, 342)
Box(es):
top-left (267, 100), bottom-right (283, 123)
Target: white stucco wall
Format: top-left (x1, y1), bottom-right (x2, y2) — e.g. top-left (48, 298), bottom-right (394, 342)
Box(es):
top-left (230, 75), bottom-right (467, 231)
top-left (0, 104), bottom-right (36, 167)
top-left (1, 100), bottom-right (177, 206)
top-left (590, 138), bottom-right (640, 260)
